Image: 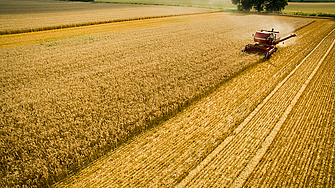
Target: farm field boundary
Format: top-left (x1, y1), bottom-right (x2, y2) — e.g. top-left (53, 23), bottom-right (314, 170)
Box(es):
top-left (282, 11), bottom-right (335, 18)
top-left (54, 19), bottom-right (334, 187)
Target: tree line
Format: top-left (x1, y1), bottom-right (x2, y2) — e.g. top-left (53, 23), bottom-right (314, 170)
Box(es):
top-left (231, 0), bottom-right (288, 12)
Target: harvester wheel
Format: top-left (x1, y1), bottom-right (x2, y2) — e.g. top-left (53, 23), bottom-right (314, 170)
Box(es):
top-left (241, 45), bottom-right (245, 52)
top-left (264, 52), bottom-right (269, 61)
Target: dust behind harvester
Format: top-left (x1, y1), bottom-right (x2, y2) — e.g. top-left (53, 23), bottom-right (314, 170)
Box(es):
top-left (242, 28), bottom-right (297, 60)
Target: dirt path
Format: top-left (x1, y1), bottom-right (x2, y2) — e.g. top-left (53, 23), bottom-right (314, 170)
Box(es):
top-left (55, 19), bottom-right (335, 187)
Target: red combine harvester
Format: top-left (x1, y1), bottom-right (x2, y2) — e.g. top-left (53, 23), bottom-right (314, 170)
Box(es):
top-left (242, 28), bottom-right (297, 60)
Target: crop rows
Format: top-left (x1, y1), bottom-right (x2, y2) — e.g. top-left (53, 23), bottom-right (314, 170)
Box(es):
top-left (55, 17), bottom-right (320, 187)
top-left (0, 12), bottom-right (314, 187)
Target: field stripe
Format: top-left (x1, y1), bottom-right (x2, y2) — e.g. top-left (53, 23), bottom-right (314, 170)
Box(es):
top-left (176, 27), bottom-right (335, 188)
top-left (231, 36), bottom-right (335, 188)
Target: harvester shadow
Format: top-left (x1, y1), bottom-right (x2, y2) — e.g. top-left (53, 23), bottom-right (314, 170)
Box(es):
top-left (267, 60), bottom-right (277, 67)
top-left (242, 50), bottom-right (278, 67)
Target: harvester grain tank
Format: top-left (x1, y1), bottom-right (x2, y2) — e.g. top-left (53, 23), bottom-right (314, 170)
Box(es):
top-left (242, 28), bottom-right (297, 60)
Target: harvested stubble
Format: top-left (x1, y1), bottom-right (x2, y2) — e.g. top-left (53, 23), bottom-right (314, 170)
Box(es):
top-left (0, 13), bottom-right (313, 187)
top-left (242, 29), bottom-right (335, 187)
top-left (0, 0), bottom-right (214, 34)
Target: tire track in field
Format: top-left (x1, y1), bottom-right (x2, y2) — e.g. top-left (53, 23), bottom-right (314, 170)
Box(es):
top-left (178, 25), bottom-right (335, 187)
top-left (55, 20), bottom-right (333, 187)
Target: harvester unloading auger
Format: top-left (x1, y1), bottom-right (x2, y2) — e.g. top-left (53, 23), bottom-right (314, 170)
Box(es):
top-left (241, 28), bottom-right (297, 60)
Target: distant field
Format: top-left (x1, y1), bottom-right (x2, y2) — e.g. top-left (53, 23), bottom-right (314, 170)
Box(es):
top-left (0, 0), bottom-right (214, 34)
top-left (0, 0), bottom-right (105, 14)
top-left (102, 0), bottom-right (335, 15)
top-left (98, 0), bottom-right (236, 9)
top-left (285, 2), bottom-right (335, 14)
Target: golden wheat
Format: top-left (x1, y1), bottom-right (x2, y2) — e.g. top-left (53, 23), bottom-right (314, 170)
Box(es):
top-left (0, 11), bottom-right (314, 187)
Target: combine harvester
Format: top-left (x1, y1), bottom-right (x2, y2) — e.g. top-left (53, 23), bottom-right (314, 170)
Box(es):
top-left (242, 28), bottom-right (297, 60)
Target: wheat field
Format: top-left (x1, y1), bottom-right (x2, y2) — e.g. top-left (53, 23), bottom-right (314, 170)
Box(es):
top-left (285, 2), bottom-right (335, 14)
top-left (55, 18), bottom-right (335, 188)
top-left (0, 10), bottom-right (314, 186)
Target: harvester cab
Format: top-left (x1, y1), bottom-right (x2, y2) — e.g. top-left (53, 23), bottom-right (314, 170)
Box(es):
top-left (242, 28), bottom-right (297, 60)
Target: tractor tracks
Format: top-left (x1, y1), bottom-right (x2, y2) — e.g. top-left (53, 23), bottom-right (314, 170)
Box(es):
top-left (177, 27), bottom-right (335, 187)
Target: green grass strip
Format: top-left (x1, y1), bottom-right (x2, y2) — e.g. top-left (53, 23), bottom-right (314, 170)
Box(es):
top-left (283, 11), bottom-right (335, 17)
